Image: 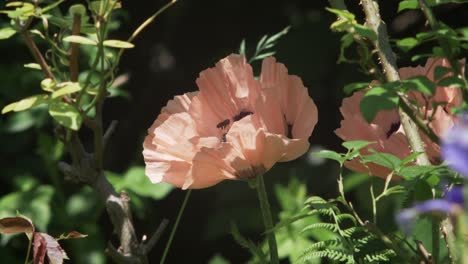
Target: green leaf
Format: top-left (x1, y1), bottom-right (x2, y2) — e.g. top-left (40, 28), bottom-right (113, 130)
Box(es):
top-left (353, 24), bottom-right (377, 41)
top-left (438, 76), bottom-right (464, 88)
top-left (343, 82), bottom-right (370, 94)
top-left (397, 165), bottom-right (440, 179)
top-left (397, 37), bottom-right (419, 52)
top-left (342, 140), bottom-right (373, 152)
top-left (2, 94), bottom-right (49, 114)
top-left (0, 27), bottom-right (16, 40)
top-left (313, 150), bottom-right (344, 164)
top-left (402, 76), bottom-right (436, 94)
top-left (52, 82), bottom-right (82, 98)
top-left (398, 0), bottom-right (419, 12)
top-left (326, 8), bottom-right (355, 20)
top-left (48, 101), bottom-right (83, 130)
top-left (362, 152), bottom-right (402, 170)
top-left (433, 66), bottom-right (452, 80)
top-left (41, 78), bottom-right (56, 92)
top-left (238, 39), bottom-right (246, 56)
top-left (63, 35), bottom-right (97, 45)
top-left (103, 40), bottom-right (134, 49)
top-left (360, 87), bottom-right (399, 123)
top-left (107, 166), bottom-right (173, 200)
top-left (400, 152), bottom-right (422, 166)
top-left (23, 63), bottom-right (41, 70)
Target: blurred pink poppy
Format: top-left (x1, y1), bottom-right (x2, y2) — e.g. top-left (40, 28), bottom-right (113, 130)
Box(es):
top-left (335, 58), bottom-right (462, 178)
top-left (143, 54), bottom-right (318, 189)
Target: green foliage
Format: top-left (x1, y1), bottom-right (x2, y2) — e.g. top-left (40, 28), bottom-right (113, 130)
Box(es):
top-left (48, 101), bottom-right (83, 130)
top-left (106, 166), bottom-right (173, 201)
top-left (0, 27), bottom-right (16, 39)
top-left (398, 0), bottom-right (468, 12)
top-left (360, 86), bottom-right (399, 123)
top-left (0, 185), bottom-right (54, 234)
top-left (239, 26), bottom-right (290, 63)
top-left (295, 196), bottom-right (397, 263)
top-left (231, 222), bottom-right (267, 263)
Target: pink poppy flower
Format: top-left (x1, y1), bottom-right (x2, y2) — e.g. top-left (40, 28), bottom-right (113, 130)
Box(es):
top-left (335, 58), bottom-right (462, 178)
top-left (143, 54), bottom-right (318, 189)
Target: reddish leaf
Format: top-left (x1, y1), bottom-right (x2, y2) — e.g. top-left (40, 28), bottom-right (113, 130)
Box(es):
top-left (33, 233), bottom-right (69, 264)
top-left (58, 231), bottom-right (88, 240)
top-left (33, 233), bottom-right (47, 264)
top-left (0, 216), bottom-right (34, 234)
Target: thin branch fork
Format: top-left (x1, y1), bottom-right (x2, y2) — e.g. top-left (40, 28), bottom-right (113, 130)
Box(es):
top-left (58, 133), bottom-right (168, 264)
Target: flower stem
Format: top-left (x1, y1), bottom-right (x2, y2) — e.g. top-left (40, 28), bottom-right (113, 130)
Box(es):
top-left (24, 235), bottom-right (32, 264)
top-left (255, 175), bottom-right (279, 264)
top-left (432, 219), bottom-right (440, 264)
top-left (160, 189), bottom-right (191, 264)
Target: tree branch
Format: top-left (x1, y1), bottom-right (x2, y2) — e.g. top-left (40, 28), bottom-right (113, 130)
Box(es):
top-left (360, 0), bottom-right (431, 166)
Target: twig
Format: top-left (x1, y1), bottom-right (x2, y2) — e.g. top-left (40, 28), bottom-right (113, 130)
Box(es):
top-left (20, 29), bottom-right (55, 80)
top-left (69, 14), bottom-right (81, 82)
top-left (142, 219), bottom-right (169, 255)
top-left (415, 240), bottom-right (432, 263)
top-left (103, 120), bottom-right (118, 150)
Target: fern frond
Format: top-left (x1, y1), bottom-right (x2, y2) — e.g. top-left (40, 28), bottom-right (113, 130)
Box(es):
top-left (298, 249), bottom-right (354, 264)
top-left (301, 223), bottom-right (339, 234)
top-left (362, 249), bottom-right (396, 262)
top-left (336, 213), bottom-right (357, 225)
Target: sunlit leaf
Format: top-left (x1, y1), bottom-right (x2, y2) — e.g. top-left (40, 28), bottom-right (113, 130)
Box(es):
top-left (397, 37), bottom-right (419, 52)
top-left (0, 27), bottom-right (16, 40)
top-left (48, 101), bottom-right (83, 130)
top-left (41, 78), bottom-right (56, 92)
top-left (398, 0), bottom-right (419, 12)
top-left (313, 150), bottom-right (344, 164)
top-left (106, 166), bottom-right (173, 200)
top-left (2, 94), bottom-right (49, 114)
top-left (362, 152), bottom-right (402, 170)
top-left (24, 63), bottom-right (41, 70)
top-left (103, 39), bottom-right (134, 49)
top-left (342, 140), bottom-right (372, 152)
top-left (51, 82), bottom-right (82, 98)
top-left (63, 35), bottom-right (97, 45)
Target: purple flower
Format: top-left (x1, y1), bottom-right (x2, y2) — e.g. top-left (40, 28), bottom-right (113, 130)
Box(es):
top-left (396, 186), bottom-right (464, 235)
top-left (442, 112), bottom-right (468, 177)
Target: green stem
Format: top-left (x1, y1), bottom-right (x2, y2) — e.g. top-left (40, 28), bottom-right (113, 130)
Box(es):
top-left (432, 219), bottom-right (440, 264)
top-left (24, 235), bottom-right (32, 264)
top-left (255, 175), bottom-right (279, 264)
top-left (160, 189), bottom-right (191, 264)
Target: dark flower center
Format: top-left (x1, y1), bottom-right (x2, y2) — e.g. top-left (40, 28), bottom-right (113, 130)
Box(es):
top-left (386, 121), bottom-right (401, 138)
top-left (216, 111), bottom-right (254, 143)
top-left (233, 111), bottom-right (253, 122)
top-left (286, 124), bottom-right (293, 139)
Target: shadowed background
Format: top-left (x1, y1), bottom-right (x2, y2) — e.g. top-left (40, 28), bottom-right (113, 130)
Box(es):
top-left (0, 0), bottom-right (466, 263)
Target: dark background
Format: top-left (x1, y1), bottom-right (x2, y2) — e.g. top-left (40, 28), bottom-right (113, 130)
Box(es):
top-left (0, 0), bottom-right (467, 263)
